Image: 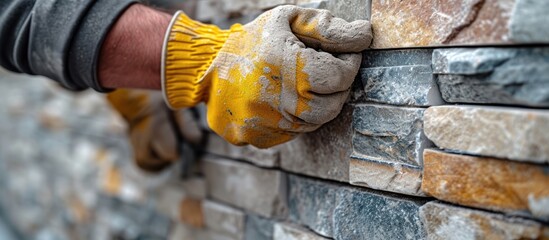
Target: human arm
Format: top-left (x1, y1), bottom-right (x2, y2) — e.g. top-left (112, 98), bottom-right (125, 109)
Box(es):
top-left (0, 0), bottom-right (145, 91)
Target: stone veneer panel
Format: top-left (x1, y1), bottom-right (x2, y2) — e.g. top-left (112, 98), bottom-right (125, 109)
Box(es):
top-left (349, 159), bottom-right (424, 196)
top-left (420, 202), bottom-right (549, 240)
top-left (422, 149), bottom-right (549, 220)
top-left (424, 106), bottom-right (549, 163)
top-left (288, 175), bottom-right (427, 239)
top-left (359, 65), bottom-right (443, 106)
top-left (433, 48), bottom-right (549, 107)
top-left (370, 0), bottom-right (549, 49)
top-left (354, 49), bottom-right (443, 106)
top-left (352, 104), bottom-right (430, 167)
top-left (273, 223), bottom-right (329, 240)
top-left (245, 214), bottom-right (275, 240)
top-left (203, 200), bottom-right (245, 240)
top-left (350, 104), bottom-right (432, 195)
top-left (202, 156), bottom-right (287, 218)
top-left (278, 105), bottom-right (353, 182)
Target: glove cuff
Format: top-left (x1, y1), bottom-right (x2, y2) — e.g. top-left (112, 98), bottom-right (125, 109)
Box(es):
top-left (161, 11), bottom-right (230, 109)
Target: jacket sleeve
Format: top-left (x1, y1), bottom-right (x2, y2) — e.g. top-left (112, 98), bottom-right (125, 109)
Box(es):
top-left (0, 0), bottom-right (138, 91)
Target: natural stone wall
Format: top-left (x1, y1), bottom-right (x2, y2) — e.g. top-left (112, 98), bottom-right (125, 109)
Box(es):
top-left (0, 0), bottom-right (548, 240)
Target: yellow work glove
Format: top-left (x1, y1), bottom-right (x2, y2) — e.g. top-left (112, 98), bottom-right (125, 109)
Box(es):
top-left (107, 89), bottom-right (203, 172)
top-left (162, 5), bottom-right (372, 148)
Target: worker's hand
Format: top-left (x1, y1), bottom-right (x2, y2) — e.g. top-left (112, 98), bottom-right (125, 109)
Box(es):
top-left (107, 89), bottom-right (203, 172)
top-left (162, 5), bottom-right (372, 148)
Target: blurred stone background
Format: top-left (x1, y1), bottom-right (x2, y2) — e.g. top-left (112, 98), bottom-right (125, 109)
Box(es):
top-left (1, 0), bottom-right (549, 240)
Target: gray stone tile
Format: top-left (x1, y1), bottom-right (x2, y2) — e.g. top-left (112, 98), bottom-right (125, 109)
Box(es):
top-left (245, 214), bottom-right (275, 240)
top-left (434, 48), bottom-right (549, 107)
top-left (202, 156), bottom-right (287, 218)
top-left (288, 175), bottom-right (428, 239)
top-left (352, 104), bottom-right (432, 167)
top-left (278, 105), bottom-right (353, 182)
top-left (359, 65), bottom-right (443, 106)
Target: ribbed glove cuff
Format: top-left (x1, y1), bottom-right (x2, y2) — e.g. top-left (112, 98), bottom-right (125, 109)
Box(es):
top-left (161, 11), bottom-right (230, 109)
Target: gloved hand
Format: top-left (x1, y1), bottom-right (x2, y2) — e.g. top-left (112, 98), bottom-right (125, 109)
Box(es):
top-left (107, 89), bottom-right (203, 172)
top-left (162, 5), bottom-right (372, 148)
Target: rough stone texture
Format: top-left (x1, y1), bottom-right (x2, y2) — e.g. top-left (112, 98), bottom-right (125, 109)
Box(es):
top-left (245, 214), bottom-right (275, 240)
top-left (433, 48), bottom-right (518, 75)
top-left (421, 202), bottom-right (549, 240)
top-left (288, 176), bottom-right (338, 237)
top-left (353, 49), bottom-right (443, 106)
top-left (277, 105), bottom-right (353, 182)
top-left (433, 48), bottom-right (549, 107)
top-left (202, 156), bottom-right (287, 218)
top-left (362, 49), bottom-right (433, 68)
top-left (359, 65), bottom-right (443, 106)
top-left (422, 149), bottom-right (549, 220)
top-left (317, 0), bottom-right (370, 22)
top-left (288, 175), bottom-right (428, 239)
top-left (509, 0), bottom-right (549, 43)
top-left (206, 133), bottom-right (280, 167)
top-left (170, 223), bottom-right (232, 240)
top-left (273, 223), bottom-right (329, 240)
top-left (203, 200), bottom-right (245, 240)
top-left (349, 158), bottom-right (425, 196)
top-left (352, 104), bottom-right (432, 167)
top-left (424, 106), bottom-right (549, 163)
top-left (370, 0), bottom-right (549, 49)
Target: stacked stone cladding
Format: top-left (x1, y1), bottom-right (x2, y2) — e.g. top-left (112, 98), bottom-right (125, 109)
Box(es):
top-left (0, 0), bottom-right (548, 239)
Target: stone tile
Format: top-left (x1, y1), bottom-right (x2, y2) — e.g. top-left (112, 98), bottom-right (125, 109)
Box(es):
top-left (424, 106), bottom-right (549, 163)
top-left (245, 214), bottom-right (275, 240)
top-left (358, 65), bottom-right (443, 106)
top-left (509, 0), bottom-right (549, 43)
top-left (333, 188), bottom-right (427, 240)
top-left (432, 48), bottom-right (518, 75)
top-left (288, 175), bottom-right (338, 237)
top-left (370, 0), bottom-right (549, 49)
top-left (203, 200), bottom-right (245, 240)
top-left (420, 202), bottom-right (549, 240)
top-left (317, 0), bottom-right (370, 22)
top-left (349, 158), bottom-right (426, 196)
top-left (352, 104), bottom-right (432, 167)
top-left (179, 197), bottom-right (205, 228)
top-left (362, 49), bottom-right (433, 68)
top-left (202, 156), bottom-right (287, 218)
top-left (206, 133), bottom-right (280, 168)
top-left (433, 48), bottom-right (549, 107)
top-left (278, 105), bottom-right (353, 182)
top-left (273, 222), bottom-right (329, 240)
top-left (169, 223), bottom-right (233, 240)
top-left (422, 149), bottom-right (549, 220)
top-left (288, 175), bottom-right (428, 239)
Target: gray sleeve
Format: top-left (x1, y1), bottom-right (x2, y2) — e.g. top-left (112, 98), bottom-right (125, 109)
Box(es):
top-left (0, 0), bottom-right (138, 91)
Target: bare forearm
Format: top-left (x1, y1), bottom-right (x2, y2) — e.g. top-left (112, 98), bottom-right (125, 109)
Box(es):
top-left (98, 4), bottom-right (172, 90)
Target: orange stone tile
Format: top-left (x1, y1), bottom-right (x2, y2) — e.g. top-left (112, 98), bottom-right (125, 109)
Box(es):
top-left (179, 197), bottom-right (205, 228)
top-left (421, 149), bottom-right (549, 220)
top-left (371, 0), bottom-right (515, 49)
